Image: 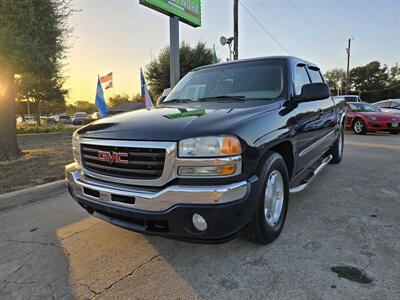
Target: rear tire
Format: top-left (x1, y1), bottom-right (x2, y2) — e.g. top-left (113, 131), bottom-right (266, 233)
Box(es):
top-left (329, 125), bottom-right (344, 164)
top-left (352, 118), bottom-right (367, 135)
top-left (242, 151), bottom-right (289, 245)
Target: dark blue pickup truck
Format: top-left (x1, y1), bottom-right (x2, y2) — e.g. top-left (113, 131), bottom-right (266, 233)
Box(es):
top-left (66, 56), bottom-right (346, 244)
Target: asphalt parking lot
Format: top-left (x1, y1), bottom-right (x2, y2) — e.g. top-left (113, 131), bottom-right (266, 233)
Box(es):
top-left (0, 133), bottom-right (399, 299)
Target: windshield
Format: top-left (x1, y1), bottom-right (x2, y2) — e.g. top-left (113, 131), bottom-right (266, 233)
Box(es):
top-left (164, 60), bottom-right (286, 103)
top-left (348, 103), bottom-right (381, 112)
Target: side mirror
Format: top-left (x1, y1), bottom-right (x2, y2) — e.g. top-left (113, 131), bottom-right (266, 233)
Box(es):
top-left (157, 88), bottom-right (171, 106)
top-left (295, 83), bottom-right (330, 102)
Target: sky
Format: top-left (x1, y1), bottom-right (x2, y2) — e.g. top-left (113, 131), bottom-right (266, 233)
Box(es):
top-left (66, 0), bottom-right (400, 103)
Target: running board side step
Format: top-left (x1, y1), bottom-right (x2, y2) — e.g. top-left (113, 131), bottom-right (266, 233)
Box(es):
top-left (289, 155), bottom-right (333, 194)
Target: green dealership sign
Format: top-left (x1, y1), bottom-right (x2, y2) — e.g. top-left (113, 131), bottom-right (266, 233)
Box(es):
top-left (139, 0), bottom-right (201, 27)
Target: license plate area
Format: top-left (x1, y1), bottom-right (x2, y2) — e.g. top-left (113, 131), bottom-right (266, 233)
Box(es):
top-left (391, 122), bottom-right (399, 128)
top-left (82, 187), bottom-right (135, 205)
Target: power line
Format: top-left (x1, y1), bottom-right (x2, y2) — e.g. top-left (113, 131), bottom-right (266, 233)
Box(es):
top-left (258, 1), bottom-right (340, 57)
top-left (239, 1), bottom-right (291, 54)
top-left (287, 0), bottom-right (337, 41)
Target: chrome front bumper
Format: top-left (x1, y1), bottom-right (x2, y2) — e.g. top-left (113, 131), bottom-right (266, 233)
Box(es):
top-left (65, 162), bottom-right (251, 212)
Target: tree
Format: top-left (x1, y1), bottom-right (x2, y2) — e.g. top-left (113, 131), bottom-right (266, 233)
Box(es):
top-left (145, 41), bottom-right (216, 97)
top-left (324, 68), bottom-right (346, 96)
top-left (351, 61), bottom-right (389, 102)
top-left (108, 94), bottom-right (131, 108)
top-left (0, 0), bottom-right (72, 160)
top-left (387, 64), bottom-right (400, 99)
top-left (66, 101), bottom-right (97, 115)
top-left (16, 72), bottom-right (68, 125)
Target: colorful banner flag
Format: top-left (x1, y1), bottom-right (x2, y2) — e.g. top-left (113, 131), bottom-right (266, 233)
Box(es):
top-left (105, 81), bottom-right (113, 90)
top-left (140, 68), bottom-right (154, 108)
top-left (100, 72), bottom-right (113, 83)
top-left (95, 77), bottom-right (108, 117)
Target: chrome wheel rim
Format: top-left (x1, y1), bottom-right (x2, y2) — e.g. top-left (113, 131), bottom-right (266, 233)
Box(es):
top-left (354, 120), bottom-right (363, 133)
top-left (264, 170), bottom-right (284, 227)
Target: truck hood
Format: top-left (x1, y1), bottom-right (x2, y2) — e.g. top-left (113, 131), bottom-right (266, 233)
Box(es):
top-left (77, 101), bottom-right (281, 141)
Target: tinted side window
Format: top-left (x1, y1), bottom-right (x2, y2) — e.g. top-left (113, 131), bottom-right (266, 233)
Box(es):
top-left (294, 66), bottom-right (310, 95)
top-left (308, 68), bottom-right (323, 83)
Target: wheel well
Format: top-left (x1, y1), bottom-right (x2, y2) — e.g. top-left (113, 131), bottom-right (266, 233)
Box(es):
top-left (268, 142), bottom-right (294, 179)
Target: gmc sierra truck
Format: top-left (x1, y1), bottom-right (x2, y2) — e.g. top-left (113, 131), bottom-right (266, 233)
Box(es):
top-left (66, 56), bottom-right (346, 244)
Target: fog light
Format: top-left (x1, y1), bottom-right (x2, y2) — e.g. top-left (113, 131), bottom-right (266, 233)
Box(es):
top-left (192, 213), bottom-right (208, 232)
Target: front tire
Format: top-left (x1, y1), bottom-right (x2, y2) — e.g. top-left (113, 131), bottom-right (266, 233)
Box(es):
top-left (352, 118), bottom-right (367, 135)
top-left (242, 151), bottom-right (289, 245)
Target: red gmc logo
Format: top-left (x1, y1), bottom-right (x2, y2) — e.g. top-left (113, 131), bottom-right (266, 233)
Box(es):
top-left (98, 150), bottom-right (129, 164)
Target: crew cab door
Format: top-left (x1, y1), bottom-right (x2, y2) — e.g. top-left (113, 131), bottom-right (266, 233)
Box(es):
top-left (293, 64), bottom-right (336, 173)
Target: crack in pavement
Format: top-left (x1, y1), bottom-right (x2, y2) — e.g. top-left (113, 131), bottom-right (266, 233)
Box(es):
top-left (264, 278), bottom-right (278, 297)
top-left (359, 223), bottom-right (373, 270)
top-left (58, 222), bottom-right (101, 241)
top-left (0, 239), bottom-right (63, 249)
top-left (74, 254), bottom-right (162, 299)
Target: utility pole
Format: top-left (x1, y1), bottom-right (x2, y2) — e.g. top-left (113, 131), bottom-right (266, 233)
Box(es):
top-left (169, 16), bottom-right (180, 88)
top-left (233, 0), bottom-right (238, 60)
top-left (345, 38), bottom-right (351, 94)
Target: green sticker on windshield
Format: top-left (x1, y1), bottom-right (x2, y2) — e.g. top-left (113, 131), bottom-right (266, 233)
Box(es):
top-left (164, 109), bottom-right (207, 119)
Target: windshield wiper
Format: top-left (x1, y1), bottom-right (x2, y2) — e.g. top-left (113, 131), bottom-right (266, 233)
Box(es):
top-left (198, 95), bottom-right (247, 102)
top-left (163, 98), bottom-right (193, 103)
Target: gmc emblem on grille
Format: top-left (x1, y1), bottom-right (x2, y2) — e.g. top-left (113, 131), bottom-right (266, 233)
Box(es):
top-left (97, 150), bottom-right (129, 164)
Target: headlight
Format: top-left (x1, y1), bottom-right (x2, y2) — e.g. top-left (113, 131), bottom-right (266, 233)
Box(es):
top-left (72, 130), bottom-right (81, 164)
top-left (368, 116), bottom-right (380, 121)
top-left (178, 136), bottom-right (242, 157)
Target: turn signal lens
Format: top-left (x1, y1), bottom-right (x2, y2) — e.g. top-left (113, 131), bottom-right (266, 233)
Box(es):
top-left (219, 164), bottom-right (237, 175)
top-left (178, 164), bottom-right (237, 177)
top-left (221, 136), bottom-right (242, 156)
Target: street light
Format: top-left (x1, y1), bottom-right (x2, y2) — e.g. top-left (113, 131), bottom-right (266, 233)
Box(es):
top-left (220, 36), bottom-right (234, 61)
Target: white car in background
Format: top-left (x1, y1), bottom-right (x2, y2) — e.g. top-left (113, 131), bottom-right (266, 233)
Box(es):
top-left (333, 95), bottom-right (361, 103)
top-left (373, 99), bottom-right (400, 113)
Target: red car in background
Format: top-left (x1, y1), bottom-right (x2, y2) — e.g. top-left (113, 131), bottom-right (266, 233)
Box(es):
top-left (346, 102), bottom-right (400, 135)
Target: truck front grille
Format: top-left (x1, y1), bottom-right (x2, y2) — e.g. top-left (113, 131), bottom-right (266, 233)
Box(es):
top-left (81, 144), bottom-right (166, 180)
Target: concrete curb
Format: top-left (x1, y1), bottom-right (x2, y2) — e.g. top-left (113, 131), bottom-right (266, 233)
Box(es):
top-left (0, 180), bottom-right (66, 212)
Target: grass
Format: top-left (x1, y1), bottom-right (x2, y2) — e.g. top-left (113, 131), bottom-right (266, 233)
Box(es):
top-left (331, 266), bottom-right (372, 284)
top-left (17, 124), bottom-right (75, 134)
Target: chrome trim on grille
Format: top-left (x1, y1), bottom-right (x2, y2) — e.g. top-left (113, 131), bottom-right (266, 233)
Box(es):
top-left (79, 138), bottom-right (176, 187)
top-left (78, 138), bottom-right (242, 186)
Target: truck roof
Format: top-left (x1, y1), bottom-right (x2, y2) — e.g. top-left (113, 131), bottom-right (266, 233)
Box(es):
top-left (194, 55), bottom-right (318, 71)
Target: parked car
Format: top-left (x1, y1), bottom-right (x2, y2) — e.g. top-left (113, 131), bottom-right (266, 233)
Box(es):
top-left (16, 116), bottom-right (35, 126)
top-left (54, 115), bottom-right (72, 124)
top-left (91, 112), bottom-right (101, 120)
top-left (72, 112), bottom-right (90, 125)
top-left (47, 116), bottom-right (57, 125)
top-left (66, 56), bottom-right (346, 245)
top-left (373, 99), bottom-right (400, 113)
top-left (345, 102), bottom-right (400, 134)
top-left (333, 95), bottom-right (361, 103)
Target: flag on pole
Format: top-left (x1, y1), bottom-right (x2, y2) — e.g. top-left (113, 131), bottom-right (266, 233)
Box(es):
top-left (105, 81), bottom-right (113, 90)
top-left (140, 68), bottom-right (154, 108)
top-left (95, 77), bottom-right (108, 117)
top-left (100, 72), bottom-right (113, 83)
